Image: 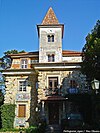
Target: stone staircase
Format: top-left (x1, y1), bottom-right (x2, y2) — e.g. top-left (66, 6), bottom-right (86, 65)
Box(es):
top-left (45, 124), bottom-right (62, 133)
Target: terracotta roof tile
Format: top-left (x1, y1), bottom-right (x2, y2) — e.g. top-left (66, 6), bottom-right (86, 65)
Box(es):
top-left (62, 50), bottom-right (82, 56)
top-left (41, 7), bottom-right (59, 25)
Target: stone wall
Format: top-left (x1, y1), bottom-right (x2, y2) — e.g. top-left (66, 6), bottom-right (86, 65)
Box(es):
top-left (4, 72), bottom-right (38, 128)
top-left (4, 76), bottom-right (18, 104)
top-left (37, 70), bottom-right (70, 100)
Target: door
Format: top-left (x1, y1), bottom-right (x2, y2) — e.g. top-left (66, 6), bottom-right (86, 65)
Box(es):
top-left (48, 102), bottom-right (59, 124)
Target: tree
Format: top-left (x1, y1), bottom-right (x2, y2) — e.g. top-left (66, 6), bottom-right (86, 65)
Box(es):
top-left (4, 49), bottom-right (26, 55)
top-left (1, 49), bottom-right (26, 69)
top-left (81, 20), bottom-right (100, 81)
top-left (0, 74), bottom-right (4, 128)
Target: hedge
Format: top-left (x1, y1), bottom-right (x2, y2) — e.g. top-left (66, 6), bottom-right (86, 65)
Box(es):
top-left (1, 104), bottom-right (16, 129)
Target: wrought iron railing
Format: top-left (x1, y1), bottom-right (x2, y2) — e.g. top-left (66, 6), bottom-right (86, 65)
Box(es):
top-left (44, 88), bottom-right (62, 96)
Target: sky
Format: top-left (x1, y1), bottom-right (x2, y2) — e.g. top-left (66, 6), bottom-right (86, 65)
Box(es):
top-left (0, 0), bottom-right (100, 57)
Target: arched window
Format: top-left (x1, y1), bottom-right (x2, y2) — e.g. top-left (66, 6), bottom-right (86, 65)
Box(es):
top-left (48, 54), bottom-right (55, 62)
top-left (48, 35), bottom-right (54, 42)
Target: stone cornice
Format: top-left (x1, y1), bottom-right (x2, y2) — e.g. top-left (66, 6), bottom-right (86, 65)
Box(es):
top-left (1, 69), bottom-right (36, 76)
top-left (34, 62), bottom-right (81, 70)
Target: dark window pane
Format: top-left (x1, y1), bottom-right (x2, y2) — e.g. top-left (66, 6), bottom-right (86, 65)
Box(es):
top-left (52, 35), bottom-right (54, 42)
top-left (21, 59), bottom-right (28, 69)
top-left (48, 35), bottom-right (54, 42)
top-left (19, 81), bottom-right (26, 91)
top-left (48, 35), bottom-right (51, 42)
top-left (48, 54), bottom-right (55, 62)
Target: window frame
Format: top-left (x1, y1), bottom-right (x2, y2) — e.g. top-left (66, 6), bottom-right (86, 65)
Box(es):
top-left (19, 80), bottom-right (27, 92)
top-left (70, 80), bottom-right (77, 88)
top-left (21, 59), bottom-right (28, 69)
top-left (48, 77), bottom-right (58, 90)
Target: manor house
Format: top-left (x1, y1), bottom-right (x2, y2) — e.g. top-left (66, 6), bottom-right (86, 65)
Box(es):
top-left (2, 7), bottom-right (88, 128)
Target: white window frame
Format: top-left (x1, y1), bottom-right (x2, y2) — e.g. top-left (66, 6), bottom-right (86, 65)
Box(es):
top-left (47, 75), bottom-right (60, 89)
top-left (21, 59), bottom-right (28, 69)
top-left (19, 80), bottom-right (27, 92)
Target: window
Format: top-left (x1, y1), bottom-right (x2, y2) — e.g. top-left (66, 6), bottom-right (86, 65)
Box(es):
top-left (21, 59), bottom-right (28, 69)
top-left (19, 81), bottom-right (27, 91)
top-left (48, 77), bottom-right (58, 95)
top-left (70, 80), bottom-right (77, 88)
top-left (48, 54), bottom-right (55, 62)
top-left (48, 35), bottom-right (54, 42)
top-left (48, 77), bottom-right (58, 90)
top-left (18, 105), bottom-right (26, 117)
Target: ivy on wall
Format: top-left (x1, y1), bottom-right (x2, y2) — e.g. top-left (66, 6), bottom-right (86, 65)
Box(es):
top-left (1, 104), bottom-right (16, 129)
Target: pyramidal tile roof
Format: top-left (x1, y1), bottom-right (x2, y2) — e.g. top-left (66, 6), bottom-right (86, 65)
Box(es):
top-left (41, 7), bottom-right (59, 25)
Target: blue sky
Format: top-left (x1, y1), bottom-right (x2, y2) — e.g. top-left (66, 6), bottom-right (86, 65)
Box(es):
top-left (0, 0), bottom-right (100, 57)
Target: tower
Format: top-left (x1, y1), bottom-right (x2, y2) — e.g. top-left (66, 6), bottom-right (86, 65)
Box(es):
top-left (37, 7), bottom-right (64, 63)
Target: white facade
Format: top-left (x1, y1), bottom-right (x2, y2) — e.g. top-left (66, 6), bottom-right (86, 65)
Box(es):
top-left (39, 27), bottom-right (63, 63)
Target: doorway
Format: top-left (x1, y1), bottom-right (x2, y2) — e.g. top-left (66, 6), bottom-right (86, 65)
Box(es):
top-left (48, 102), bottom-right (59, 124)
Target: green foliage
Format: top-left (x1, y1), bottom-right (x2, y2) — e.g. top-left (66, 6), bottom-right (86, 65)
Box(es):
top-left (0, 128), bottom-right (21, 132)
top-left (25, 126), bottom-right (38, 133)
top-left (81, 20), bottom-right (100, 81)
top-left (4, 49), bottom-right (26, 55)
top-left (0, 90), bottom-right (3, 105)
top-left (1, 104), bottom-right (16, 129)
top-left (37, 120), bottom-right (46, 133)
top-left (0, 126), bottom-right (38, 132)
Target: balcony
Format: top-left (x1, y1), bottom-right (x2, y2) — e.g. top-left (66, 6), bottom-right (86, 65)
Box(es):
top-left (44, 88), bottom-right (62, 96)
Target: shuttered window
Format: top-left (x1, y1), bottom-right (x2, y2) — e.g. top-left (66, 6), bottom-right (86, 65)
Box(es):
top-left (18, 105), bottom-right (26, 117)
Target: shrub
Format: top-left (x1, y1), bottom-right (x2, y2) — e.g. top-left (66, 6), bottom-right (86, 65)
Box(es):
top-left (25, 126), bottom-right (37, 133)
top-left (1, 104), bottom-right (16, 129)
top-left (37, 119), bottom-right (46, 133)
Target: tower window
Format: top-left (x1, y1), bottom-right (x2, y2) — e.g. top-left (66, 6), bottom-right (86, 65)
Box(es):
top-left (48, 35), bottom-right (54, 42)
top-left (48, 54), bottom-right (55, 62)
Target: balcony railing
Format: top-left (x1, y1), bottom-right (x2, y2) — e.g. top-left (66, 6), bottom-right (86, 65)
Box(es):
top-left (44, 88), bottom-right (62, 96)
